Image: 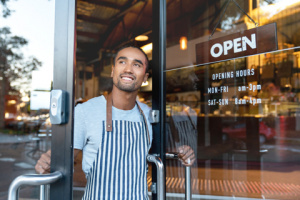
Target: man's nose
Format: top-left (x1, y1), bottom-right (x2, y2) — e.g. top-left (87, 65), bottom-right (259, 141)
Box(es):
top-left (123, 62), bottom-right (133, 73)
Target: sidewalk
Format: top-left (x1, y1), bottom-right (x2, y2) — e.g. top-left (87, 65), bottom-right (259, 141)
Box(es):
top-left (0, 132), bottom-right (50, 200)
top-left (0, 133), bottom-right (35, 144)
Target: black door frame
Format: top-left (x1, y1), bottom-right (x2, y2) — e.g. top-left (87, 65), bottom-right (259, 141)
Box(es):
top-left (152, 0), bottom-right (167, 200)
top-left (50, 0), bottom-right (76, 199)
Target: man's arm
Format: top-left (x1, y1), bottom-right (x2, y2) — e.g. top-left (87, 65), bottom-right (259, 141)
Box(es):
top-left (35, 149), bottom-right (81, 174)
top-left (36, 102), bottom-right (86, 174)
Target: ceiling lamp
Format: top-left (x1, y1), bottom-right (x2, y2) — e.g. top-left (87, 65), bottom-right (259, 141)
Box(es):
top-left (135, 35), bottom-right (149, 41)
top-left (141, 43), bottom-right (152, 54)
top-left (8, 100), bottom-right (17, 105)
top-left (179, 36), bottom-right (188, 50)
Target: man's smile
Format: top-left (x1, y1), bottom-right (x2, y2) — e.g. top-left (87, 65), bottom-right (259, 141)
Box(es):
top-left (120, 74), bottom-right (135, 82)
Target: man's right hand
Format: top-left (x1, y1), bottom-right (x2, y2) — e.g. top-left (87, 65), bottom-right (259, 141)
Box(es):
top-left (35, 150), bottom-right (51, 174)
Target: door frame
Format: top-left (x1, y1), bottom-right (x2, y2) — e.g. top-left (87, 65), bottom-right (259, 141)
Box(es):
top-left (50, 0), bottom-right (76, 199)
top-left (152, 0), bottom-right (167, 200)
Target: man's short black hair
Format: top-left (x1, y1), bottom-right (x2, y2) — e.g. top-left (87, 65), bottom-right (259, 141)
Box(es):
top-left (113, 45), bottom-right (149, 73)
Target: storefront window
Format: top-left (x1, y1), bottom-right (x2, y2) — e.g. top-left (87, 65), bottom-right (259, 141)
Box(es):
top-left (166, 0), bottom-right (300, 199)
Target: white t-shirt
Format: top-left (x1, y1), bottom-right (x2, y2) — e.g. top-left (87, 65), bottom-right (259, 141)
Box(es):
top-left (73, 95), bottom-right (153, 176)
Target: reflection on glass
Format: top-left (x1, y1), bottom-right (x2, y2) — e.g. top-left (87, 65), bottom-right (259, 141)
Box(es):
top-left (166, 74), bottom-right (199, 194)
top-left (166, 50), bottom-right (300, 199)
top-left (167, 0), bottom-right (300, 199)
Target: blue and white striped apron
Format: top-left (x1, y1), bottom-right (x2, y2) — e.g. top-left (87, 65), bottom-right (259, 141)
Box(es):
top-left (82, 105), bottom-right (150, 199)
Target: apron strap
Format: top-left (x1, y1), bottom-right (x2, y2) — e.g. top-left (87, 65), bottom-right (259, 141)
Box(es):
top-left (106, 94), bottom-right (150, 144)
top-left (106, 93), bottom-right (113, 132)
top-left (136, 103), bottom-right (151, 145)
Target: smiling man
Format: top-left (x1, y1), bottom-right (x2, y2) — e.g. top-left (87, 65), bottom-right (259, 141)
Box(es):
top-left (74, 46), bottom-right (152, 199)
top-left (36, 45), bottom-right (194, 200)
top-left (110, 46), bottom-right (149, 109)
top-left (113, 47), bottom-right (148, 92)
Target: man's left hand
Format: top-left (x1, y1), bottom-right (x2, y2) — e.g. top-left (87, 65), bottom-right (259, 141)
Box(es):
top-left (178, 145), bottom-right (196, 166)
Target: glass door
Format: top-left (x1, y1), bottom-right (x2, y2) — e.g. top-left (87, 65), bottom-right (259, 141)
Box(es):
top-left (50, 0), bottom-right (76, 199)
top-left (0, 0), bottom-right (55, 199)
top-left (4, 0), bottom-right (75, 199)
top-left (165, 0), bottom-right (300, 199)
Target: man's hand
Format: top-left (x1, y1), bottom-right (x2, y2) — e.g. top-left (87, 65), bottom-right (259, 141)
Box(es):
top-left (178, 145), bottom-right (196, 166)
top-left (35, 150), bottom-right (51, 174)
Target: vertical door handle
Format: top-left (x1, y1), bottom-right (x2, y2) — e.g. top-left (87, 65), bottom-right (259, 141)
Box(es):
top-left (166, 153), bottom-right (192, 200)
top-left (185, 165), bottom-right (192, 200)
top-left (8, 171), bottom-right (63, 200)
top-left (147, 154), bottom-right (165, 200)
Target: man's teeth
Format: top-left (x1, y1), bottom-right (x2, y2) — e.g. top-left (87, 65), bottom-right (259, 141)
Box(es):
top-left (122, 77), bottom-right (132, 80)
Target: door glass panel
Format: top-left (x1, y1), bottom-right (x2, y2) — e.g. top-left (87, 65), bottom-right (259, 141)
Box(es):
top-left (0, 0), bottom-right (55, 199)
top-left (166, 0), bottom-right (300, 199)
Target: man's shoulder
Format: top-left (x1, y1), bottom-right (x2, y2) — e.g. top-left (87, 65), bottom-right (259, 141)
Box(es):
top-left (75, 95), bottom-right (106, 122)
top-left (78, 95), bottom-right (105, 107)
top-left (137, 101), bottom-right (151, 113)
top-left (75, 95), bottom-right (106, 114)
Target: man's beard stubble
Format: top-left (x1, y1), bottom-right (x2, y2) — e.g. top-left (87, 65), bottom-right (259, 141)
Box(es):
top-left (113, 78), bottom-right (140, 93)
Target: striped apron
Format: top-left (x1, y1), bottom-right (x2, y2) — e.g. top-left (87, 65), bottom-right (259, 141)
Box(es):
top-left (82, 94), bottom-right (150, 200)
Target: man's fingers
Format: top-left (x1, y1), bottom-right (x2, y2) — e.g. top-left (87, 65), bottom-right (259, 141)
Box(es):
top-left (178, 146), bottom-right (189, 157)
top-left (181, 155), bottom-right (195, 165)
top-left (35, 151), bottom-right (51, 174)
top-left (38, 159), bottom-right (50, 170)
top-left (179, 146), bottom-right (193, 159)
top-left (181, 149), bottom-right (194, 160)
top-left (180, 156), bottom-right (196, 166)
top-left (35, 163), bottom-right (47, 174)
top-left (178, 145), bottom-right (196, 166)
top-left (35, 159), bottom-right (50, 174)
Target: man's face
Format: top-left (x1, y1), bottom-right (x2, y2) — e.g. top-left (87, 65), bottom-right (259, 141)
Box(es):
top-left (111, 47), bottom-right (149, 92)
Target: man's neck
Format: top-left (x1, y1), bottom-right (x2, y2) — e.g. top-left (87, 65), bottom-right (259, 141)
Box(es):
top-left (110, 87), bottom-right (138, 110)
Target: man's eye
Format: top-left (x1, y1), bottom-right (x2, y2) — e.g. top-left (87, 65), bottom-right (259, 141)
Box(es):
top-left (134, 63), bottom-right (141, 67)
top-left (119, 61), bottom-right (125, 64)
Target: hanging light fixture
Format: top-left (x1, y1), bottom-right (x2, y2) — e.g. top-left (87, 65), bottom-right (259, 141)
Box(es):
top-left (141, 43), bottom-right (152, 54)
top-left (135, 35), bottom-right (149, 41)
top-left (179, 36), bottom-right (188, 50)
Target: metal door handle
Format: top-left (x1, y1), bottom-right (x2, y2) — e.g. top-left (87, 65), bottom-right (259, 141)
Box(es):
top-left (8, 171), bottom-right (63, 200)
top-left (147, 154), bottom-right (165, 200)
top-left (166, 153), bottom-right (192, 200)
top-left (185, 165), bottom-right (192, 200)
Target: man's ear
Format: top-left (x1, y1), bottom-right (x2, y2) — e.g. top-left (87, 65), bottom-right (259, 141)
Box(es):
top-left (143, 73), bottom-right (149, 82)
top-left (111, 66), bottom-right (114, 77)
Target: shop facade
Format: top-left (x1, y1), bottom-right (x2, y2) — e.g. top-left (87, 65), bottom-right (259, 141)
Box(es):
top-left (4, 0), bottom-right (300, 200)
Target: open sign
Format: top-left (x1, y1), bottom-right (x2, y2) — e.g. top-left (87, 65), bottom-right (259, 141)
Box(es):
top-left (196, 23), bottom-right (278, 65)
top-left (211, 33), bottom-right (256, 58)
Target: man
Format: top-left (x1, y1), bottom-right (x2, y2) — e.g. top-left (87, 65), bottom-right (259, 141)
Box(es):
top-left (36, 46), bottom-right (195, 199)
